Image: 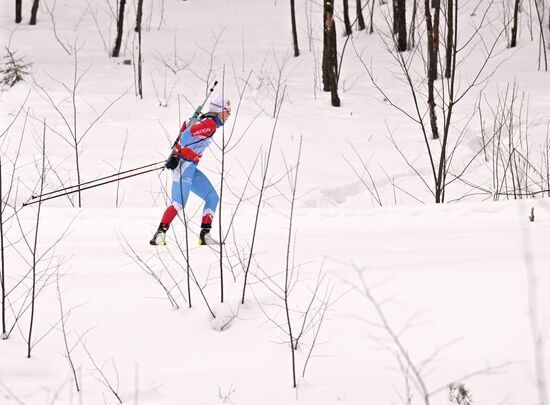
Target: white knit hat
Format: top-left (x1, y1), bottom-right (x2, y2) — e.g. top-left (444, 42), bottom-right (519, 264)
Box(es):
top-left (209, 95), bottom-right (231, 112)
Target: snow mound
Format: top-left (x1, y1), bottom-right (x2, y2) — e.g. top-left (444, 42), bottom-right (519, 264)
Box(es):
top-left (210, 302), bottom-right (237, 332)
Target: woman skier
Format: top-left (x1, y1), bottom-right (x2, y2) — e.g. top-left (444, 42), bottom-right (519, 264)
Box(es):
top-left (150, 95), bottom-right (231, 246)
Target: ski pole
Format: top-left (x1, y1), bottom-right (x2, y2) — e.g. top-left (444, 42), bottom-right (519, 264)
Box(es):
top-left (23, 165), bottom-right (164, 207)
top-left (29, 160), bottom-right (165, 201)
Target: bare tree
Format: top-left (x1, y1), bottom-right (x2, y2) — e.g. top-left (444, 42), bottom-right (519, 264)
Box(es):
top-left (217, 72), bottom-right (227, 303)
top-left (0, 143), bottom-right (5, 339)
top-left (343, 0), bottom-right (353, 35)
top-left (213, 70), bottom-right (255, 304)
top-left (483, 83), bottom-right (550, 199)
top-left (114, 132), bottom-right (128, 207)
top-left (29, 0), bottom-right (40, 25)
top-left (56, 272), bottom-right (80, 391)
top-left (241, 92), bottom-right (284, 304)
top-left (136, 0), bottom-right (144, 97)
top-left (119, 234), bottom-right (184, 310)
top-left (291, 0), bottom-right (300, 56)
top-left (27, 120), bottom-right (47, 358)
top-left (32, 45), bottom-right (129, 207)
top-left (345, 264), bottom-right (510, 405)
top-left (43, 0), bottom-right (72, 56)
top-left (445, 0), bottom-right (454, 77)
top-left (393, 0), bottom-right (407, 51)
top-left (112, 0), bottom-right (126, 57)
top-left (1, 93), bottom-right (30, 339)
top-left (425, 0), bottom-right (441, 140)
top-left (369, 0), bottom-right (376, 34)
top-left (356, 0), bottom-right (366, 30)
top-left (409, 0), bottom-right (418, 49)
top-left (323, 0), bottom-right (341, 107)
top-left (510, 0), bottom-right (521, 47)
top-left (356, 1), bottom-right (510, 203)
top-left (268, 50), bottom-right (290, 118)
top-left (533, 0), bottom-right (548, 70)
top-left (283, 137), bottom-right (303, 388)
top-left (81, 340), bottom-right (123, 404)
top-left (256, 254), bottom-right (333, 389)
top-left (15, 0), bottom-right (22, 23)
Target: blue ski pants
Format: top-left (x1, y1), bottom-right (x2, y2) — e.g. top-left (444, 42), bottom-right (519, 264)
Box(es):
top-left (171, 159), bottom-right (219, 222)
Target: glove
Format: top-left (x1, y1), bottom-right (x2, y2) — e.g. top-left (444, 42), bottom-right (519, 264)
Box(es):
top-left (164, 154), bottom-right (180, 170)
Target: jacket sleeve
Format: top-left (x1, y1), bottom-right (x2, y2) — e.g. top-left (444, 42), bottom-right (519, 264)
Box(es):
top-left (179, 121), bottom-right (187, 133)
top-left (189, 119), bottom-right (217, 140)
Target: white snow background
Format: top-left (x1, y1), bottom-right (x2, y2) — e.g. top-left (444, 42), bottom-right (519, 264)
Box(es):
top-left (1, 0), bottom-right (549, 404)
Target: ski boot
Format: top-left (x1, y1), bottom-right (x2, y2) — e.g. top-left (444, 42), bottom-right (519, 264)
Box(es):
top-left (198, 225), bottom-right (220, 246)
top-left (150, 224), bottom-right (168, 246)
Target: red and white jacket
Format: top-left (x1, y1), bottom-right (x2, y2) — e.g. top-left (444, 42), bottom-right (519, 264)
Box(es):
top-left (175, 115), bottom-right (223, 163)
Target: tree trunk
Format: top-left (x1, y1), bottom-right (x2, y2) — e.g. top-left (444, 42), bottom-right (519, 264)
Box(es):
top-left (15, 0), bottom-right (22, 23)
top-left (290, 0), bottom-right (300, 56)
top-left (323, 0), bottom-right (340, 106)
top-left (424, 0), bottom-right (440, 139)
top-left (356, 0), bottom-right (366, 30)
top-left (393, 0), bottom-right (398, 34)
top-left (112, 0), bottom-right (127, 57)
top-left (433, 0), bottom-right (441, 78)
top-left (433, 0), bottom-right (441, 77)
top-left (369, 0), bottom-right (376, 34)
top-left (444, 0), bottom-right (453, 77)
top-left (343, 0), bottom-right (353, 36)
top-left (409, 0), bottom-right (418, 49)
top-left (28, 120), bottom-right (46, 357)
top-left (322, 4), bottom-right (330, 92)
top-left (136, 0), bottom-right (143, 97)
top-left (510, 0), bottom-right (521, 47)
top-left (135, 0), bottom-right (143, 33)
top-left (394, 0), bottom-right (407, 51)
top-left (29, 0), bottom-right (39, 25)
top-left (0, 154), bottom-right (5, 338)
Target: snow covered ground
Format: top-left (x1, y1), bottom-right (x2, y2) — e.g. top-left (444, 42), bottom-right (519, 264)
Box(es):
top-left (1, 0), bottom-right (549, 404)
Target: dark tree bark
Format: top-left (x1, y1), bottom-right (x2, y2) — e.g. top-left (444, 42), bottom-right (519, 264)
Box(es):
top-left (394, 0), bottom-right (407, 51)
top-left (444, 0), bottom-right (453, 77)
top-left (393, 0), bottom-right (398, 34)
top-left (112, 0), bottom-right (127, 57)
top-left (343, 0), bottom-right (353, 36)
top-left (356, 0), bottom-right (365, 30)
top-left (322, 4), bottom-right (330, 92)
top-left (0, 154), bottom-right (5, 337)
top-left (290, 0), bottom-right (300, 56)
top-left (424, 0), bottom-right (440, 139)
top-left (323, 0), bottom-right (340, 106)
top-left (408, 0), bottom-right (418, 49)
top-left (15, 0), bottom-right (22, 23)
top-left (136, 0), bottom-right (143, 97)
top-left (369, 0), bottom-right (376, 34)
top-left (29, 0), bottom-right (39, 25)
top-left (135, 0), bottom-right (143, 33)
top-left (510, 0), bottom-right (521, 47)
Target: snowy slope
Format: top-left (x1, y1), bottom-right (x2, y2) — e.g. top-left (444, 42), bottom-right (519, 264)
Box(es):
top-left (1, 0), bottom-right (549, 404)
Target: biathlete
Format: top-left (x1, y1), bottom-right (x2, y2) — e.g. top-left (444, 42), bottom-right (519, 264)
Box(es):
top-left (150, 95), bottom-right (231, 246)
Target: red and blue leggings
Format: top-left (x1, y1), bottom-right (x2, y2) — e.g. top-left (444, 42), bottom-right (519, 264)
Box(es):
top-left (160, 160), bottom-right (219, 229)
